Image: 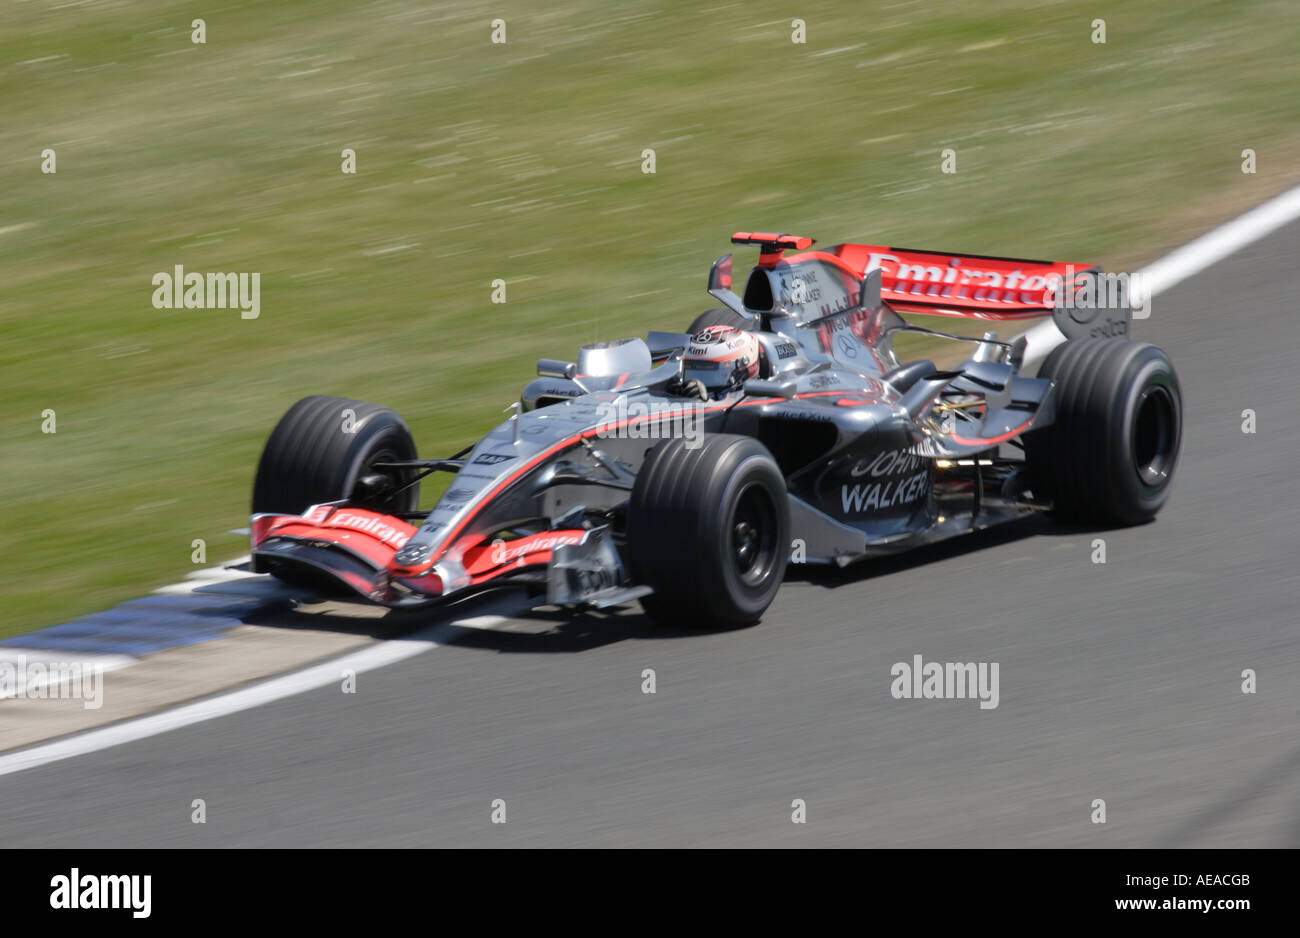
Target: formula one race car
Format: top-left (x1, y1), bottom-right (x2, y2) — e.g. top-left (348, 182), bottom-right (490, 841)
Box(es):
top-left (249, 232), bottom-right (1182, 628)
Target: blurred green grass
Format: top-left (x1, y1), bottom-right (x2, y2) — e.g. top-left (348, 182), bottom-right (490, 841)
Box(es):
top-left (2, 0), bottom-right (1298, 638)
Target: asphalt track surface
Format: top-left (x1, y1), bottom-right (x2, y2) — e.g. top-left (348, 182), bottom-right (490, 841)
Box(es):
top-left (3, 220), bottom-right (1298, 847)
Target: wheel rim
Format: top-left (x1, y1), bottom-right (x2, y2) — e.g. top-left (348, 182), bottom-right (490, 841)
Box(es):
top-left (1132, 384), bottom-right (1176, 487)
top-left (731, 482), bottom-right (778, 588)
top-left (351, 447), bottom-right (407, 509)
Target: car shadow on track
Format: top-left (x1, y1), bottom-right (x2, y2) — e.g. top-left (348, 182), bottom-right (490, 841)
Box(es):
top-left (240, 584), bottom-right (722, 652)
top-left (438, 606), bottom-right (701, 654)
top-left (238, 513), bottom-right (1141, 653)
top-left (785, 513), bottom-right (1138, 590)
top-left (394, 515), bottom-right (1137, 653)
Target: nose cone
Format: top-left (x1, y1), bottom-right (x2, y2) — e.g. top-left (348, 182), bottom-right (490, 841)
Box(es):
top-left (389, 565), bottom-right (443, 598)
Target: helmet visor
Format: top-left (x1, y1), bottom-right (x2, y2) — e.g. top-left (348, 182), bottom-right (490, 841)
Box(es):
top-left (681, 358), bottom-right (737, 390)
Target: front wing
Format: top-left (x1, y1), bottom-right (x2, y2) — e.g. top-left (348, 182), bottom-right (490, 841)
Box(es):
top-left (251, 504), bottom-right (635, 609)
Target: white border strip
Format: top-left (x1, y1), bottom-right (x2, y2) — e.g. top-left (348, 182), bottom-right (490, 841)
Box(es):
top-left (0, 650), bottom-right (136, 702)
top-left (0, 617), bottom-right (501, 778)
top-left (1018, 182), bottom-right (1300, 364)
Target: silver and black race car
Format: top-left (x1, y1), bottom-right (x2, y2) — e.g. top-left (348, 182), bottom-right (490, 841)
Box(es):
top-left (249, 232), bottom-right (1182, 628)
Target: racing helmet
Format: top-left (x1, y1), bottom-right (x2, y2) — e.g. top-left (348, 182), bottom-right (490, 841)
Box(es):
top-left (681, 325), bottom-right (761, 392)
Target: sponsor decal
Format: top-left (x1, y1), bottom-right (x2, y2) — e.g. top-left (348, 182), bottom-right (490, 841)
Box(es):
top-left (835, 333), bottom-right (859, 359)
top-left (850, 449), bottom-right (924, 478)
top-left (536, 382), bottom-right (583, 398)
top-left (865, 251), bottom-right (1125, 316)
top-left (840, 448), bottom-right (930, 513)
top-left (841, 471), bottom-right (928, 513)
top-left (442, 488), bottom-right (474, 504)
top-left (1084, 318), bottom-right (1128, 338)
top-left (818, 291), bottom-right (860, 319)
top-left (394, 542), bottom-right (432, 565)
top-left (487, 530), bottom-right (587, 566)
top-left (869, 251), bottom-right (1041, 303)
top-left (693, 325), bottom-right (747, 346)
top-left (472, 452), bottom-right (513, 466)
top-left (778, 270), bottom-right (822, 306)
top-left (315, 510), bottom-right (412, 547)
top-left (775, 340), bottom-right (799, 359)
top-left (777, 409), bottom-right (835, 423)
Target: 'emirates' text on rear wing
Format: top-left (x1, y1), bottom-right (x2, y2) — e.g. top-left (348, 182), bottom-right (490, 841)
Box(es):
top-left (786, 243), bottom-right (1098, 321)
top-left (817, 244), bottom-right (1098, 320)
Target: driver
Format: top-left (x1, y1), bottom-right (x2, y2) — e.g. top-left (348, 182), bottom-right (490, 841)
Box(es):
top-left (674, 325), bottom-right (762, 400)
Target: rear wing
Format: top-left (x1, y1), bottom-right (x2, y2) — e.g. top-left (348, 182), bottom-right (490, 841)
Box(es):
top-left (827, 244), bottom-right (1097, 321)
top-left (714, 233), bottom-right (1135, 341)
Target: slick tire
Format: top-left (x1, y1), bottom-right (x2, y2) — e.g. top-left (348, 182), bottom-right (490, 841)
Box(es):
top-left (252, 395), bottom-right (419, 516)
top-left (686, 307), bottom-right (751, 334)
top-left (1025, 339), bottom-right (1182, 525)
top-left (628, 434), bottom-right (789, 629)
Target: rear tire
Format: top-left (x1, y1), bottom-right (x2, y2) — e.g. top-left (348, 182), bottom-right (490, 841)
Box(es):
top-left (686, 307), bottom-right (751, 335)
top-left (1026, 339), bottom-right (1181, 525)
top-left (252, 395), bottom-right (419, 516)
top-left (627, 435), bottom-right (789, 629)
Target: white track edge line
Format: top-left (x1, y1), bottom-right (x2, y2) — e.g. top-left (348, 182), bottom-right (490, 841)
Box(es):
top-left (1018, 182), bottom-right (1300, 364)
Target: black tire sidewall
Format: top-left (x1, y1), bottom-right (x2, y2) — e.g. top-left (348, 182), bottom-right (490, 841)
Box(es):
top-left (700, 452), bottom-right (789, 622)
top-left (1030, 339), bottom-right (1182, 525)
top-left (1107, 350), bottom-right (1182, 521)
top-left (629, 435), bottom-right (789, 628)
top-left (252, 396), bottom-right (418, 515)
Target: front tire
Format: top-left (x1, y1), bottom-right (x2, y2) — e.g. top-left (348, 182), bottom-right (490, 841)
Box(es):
top-left (252, 395), bottom-right (419, 516)
top-left (627, 435), bottom-right (789, 628)
top-left (1026, 339), bottom-right (1182, 525)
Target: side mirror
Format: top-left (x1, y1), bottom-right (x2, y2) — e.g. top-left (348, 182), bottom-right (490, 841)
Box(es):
top-left (708, 253), bottom-right (733, 292)
top-left (537, 359), bottom-right (577, 379)
top-left (743, 378), bottom-right (798, 400)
